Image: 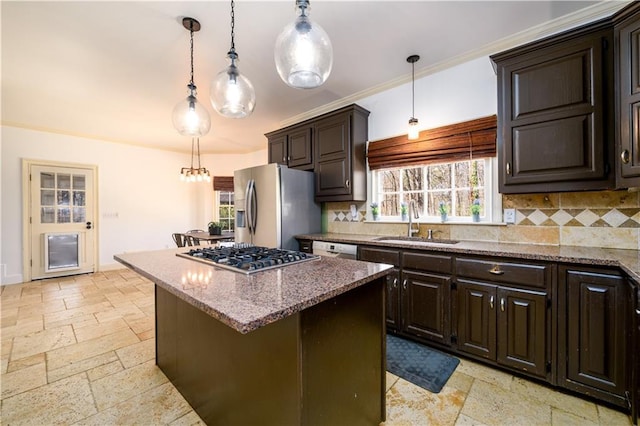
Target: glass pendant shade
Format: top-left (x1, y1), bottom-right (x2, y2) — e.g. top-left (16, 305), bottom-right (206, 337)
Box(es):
top-left (274, 2), bottom-right (333, 89)
top-left (172, 85), bottom-right (211, 137)
top-left (210, 54), bottom-right (256, 118)
top-left (408, 117), bottom-right (420, 140)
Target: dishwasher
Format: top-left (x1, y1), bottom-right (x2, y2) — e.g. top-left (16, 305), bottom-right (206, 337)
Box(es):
top-left (312, 241), bottom-right (358, 260)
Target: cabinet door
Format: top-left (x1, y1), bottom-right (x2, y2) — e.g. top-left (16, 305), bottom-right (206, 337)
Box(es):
top-left (617, 6), bottom-right (640, 185)
top-left (402, 271), bottom-right (451, 346)
top-left (315, 113), bottom-right (352, 198)
top-left (564, 269), bottom-right (627, 399)
top-left (386, 269), bottom-right (401, 332)
top-left (457, 280), bottom-right (497, 360)
top-left (497, 287), bottom-right (548, 378)
top-left (287, 127), bottom-right (313, 170)
top-left (495, 27), bottom-right (614, 193)
top-left (268, 133), bottom-right (287, 165)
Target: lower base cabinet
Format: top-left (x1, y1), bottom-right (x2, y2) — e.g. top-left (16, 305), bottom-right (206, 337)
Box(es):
top-left (457, 280), bottom-right (549, 379)
top-left (558, 266), bottom-right (628, 408)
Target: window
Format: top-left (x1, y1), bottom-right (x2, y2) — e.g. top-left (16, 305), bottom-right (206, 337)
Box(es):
top-left (218, 191), bottom-right (234, 231)
top-left (373, 158), bottom-right (491, 221)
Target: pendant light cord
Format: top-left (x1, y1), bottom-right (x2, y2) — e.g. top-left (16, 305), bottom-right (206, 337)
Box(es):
top-left (189, 20), bottom-right (195, 87)
top-left (230, 0), bottom-right (235, 52)
top-left (411, 61), bottom-right (415, 119)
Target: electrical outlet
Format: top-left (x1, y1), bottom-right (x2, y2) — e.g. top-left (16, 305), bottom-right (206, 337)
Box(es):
top-left (503, 208), bottom-right (516, 224)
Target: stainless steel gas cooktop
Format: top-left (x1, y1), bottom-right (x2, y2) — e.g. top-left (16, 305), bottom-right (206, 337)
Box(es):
top-left (177, 245), bottom-right (319, 274)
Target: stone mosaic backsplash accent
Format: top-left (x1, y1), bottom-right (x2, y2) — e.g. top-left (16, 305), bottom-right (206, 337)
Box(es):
top-left (324, 190), bottom-right (640, 250)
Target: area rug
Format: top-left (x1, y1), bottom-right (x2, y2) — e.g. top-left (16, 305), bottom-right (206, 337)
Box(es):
top-left (386, 334), bottom-right (460, 393)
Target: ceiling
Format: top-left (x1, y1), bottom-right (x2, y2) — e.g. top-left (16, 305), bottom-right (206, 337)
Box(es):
top-left (1, 1), bottom-right (627, 154)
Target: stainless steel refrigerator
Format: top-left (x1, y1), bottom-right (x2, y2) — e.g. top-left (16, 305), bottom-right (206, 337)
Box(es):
top-left (234, 163), bottom-right (321, 250)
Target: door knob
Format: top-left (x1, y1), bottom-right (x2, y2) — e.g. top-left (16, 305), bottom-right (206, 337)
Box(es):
top-left (86, 221), bottom-right (92, 229)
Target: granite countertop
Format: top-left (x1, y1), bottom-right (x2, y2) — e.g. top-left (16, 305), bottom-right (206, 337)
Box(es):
top-left (114, 248), bottom-right (392, 334)
top-left (295, 233), bottom-right (640, 282)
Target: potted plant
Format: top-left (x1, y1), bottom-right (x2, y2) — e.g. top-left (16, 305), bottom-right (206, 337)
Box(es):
top-left (370, 202), bottom-right (380, 221)
top-left (208, 221), bottom-right (223, 235)
top-left (470, 199), bottom-right (481, 222)
top-left (438, 201), bottom-right (448, 223)
top-left (400, 202), bottom-right (408, 221)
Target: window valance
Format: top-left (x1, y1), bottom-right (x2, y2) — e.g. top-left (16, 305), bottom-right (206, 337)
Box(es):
top-left (213, 176), bottom-right (234, 192)
top-left (367, 115), bottom-right (497, 170)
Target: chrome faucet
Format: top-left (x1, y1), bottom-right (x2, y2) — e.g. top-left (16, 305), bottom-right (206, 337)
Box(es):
top-left (407, 200), bottom-right (420, 237)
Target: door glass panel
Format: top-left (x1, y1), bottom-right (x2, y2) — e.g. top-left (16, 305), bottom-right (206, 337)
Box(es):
top-left (73, 191), bottom-right (85, 206)
top-left (41, 190), bottom-right (55, 206)
top-left (57, 208), bottom-right (71, 223)
top-left (73, 207), bottom-right (86, 223)
top-left (58, 174), bottom-right (71, 189)
top-left (41, 207), bottom-right (55, 223)
top-left (41, 172), bottom-right (55, 189)
top-left (73, 175), bottom-right (85, 190)
top-left (57, 190), bottom-right (70, 206)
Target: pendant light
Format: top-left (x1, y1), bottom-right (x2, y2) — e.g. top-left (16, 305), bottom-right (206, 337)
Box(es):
top-left (210, 0), bottom-right (256, 118)
top-left (274, 0), bottom-right (333, 89)
top-left (407, 54), bottom-right (420, 140)
top-left (172, 18), bottom-right (211, 137)
top-left (180, 137), bottom-right (211, 183)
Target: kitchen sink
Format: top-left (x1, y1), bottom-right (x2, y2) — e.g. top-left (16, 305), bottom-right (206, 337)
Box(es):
top-left (373, 236), bottom-right (459, 244)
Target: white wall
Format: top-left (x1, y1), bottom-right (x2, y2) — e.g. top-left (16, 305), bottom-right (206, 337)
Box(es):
top-left (358, 56), bottom-right (497, 142)
top-left (0, 126), bottom-right (266, 285)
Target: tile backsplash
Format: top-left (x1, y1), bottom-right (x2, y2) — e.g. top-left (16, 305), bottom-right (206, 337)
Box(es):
top-left (324, 190), bottom-right (640, 250)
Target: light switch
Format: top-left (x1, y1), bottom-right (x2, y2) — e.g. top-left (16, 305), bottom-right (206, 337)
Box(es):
top-left (503, 208), bottom-right (516, 224)
top-left (350, 204), bottom-right (357, 220)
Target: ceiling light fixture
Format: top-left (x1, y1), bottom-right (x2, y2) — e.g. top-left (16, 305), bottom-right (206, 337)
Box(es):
top-left (210, 0), bottom-right (256, 118)
top-left (180, 137), bottom-right (211, 183)
top-left (407, 54), bottom-right (420, 140)
top-left (274, 0), bottom-right (333, 89)
top-left (172, 17), bottom-right (211, 137)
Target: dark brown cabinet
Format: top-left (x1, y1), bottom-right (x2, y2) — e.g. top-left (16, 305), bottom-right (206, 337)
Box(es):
top-left (558, 266), bottom-right (628, 408)
top-left (492, 20), bottom-right (615, 194)
top-left (616, 2), bottom-right (640, 187)
top-left (266, 125), bottom-right (313, 170)
top-left (314, 105), bottom-right (369, 202)
top-left (358, 246), bottom-right (452, 346)
top-left (266, 104), bottom-right (369, 202)
top-left (630, 279), bottom-right (639, 425)
top-left (456, 257), bottom-right (551, 380)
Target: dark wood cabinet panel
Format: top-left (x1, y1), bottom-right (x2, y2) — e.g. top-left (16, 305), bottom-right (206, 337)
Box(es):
top-left (316, 113), bottom-right (349, 161)
top-left (492, 22), bottom-right (615, 193)
top-left (385, 269), bottom-right (401, 331)
top-left (315, 156), bottom-right (351, 197)
top-left (456, 257), bottom-right (550, 289)
top-left (266, 126), bottom-right (313, 170)
top-left (616, 3), bottom-right (640, 186)
top-left (402, 271), bottom-right (451, 346)
top-left (497, 287), bottom-right (547, 377)
top-left (559, 267), bottom-right (628, 407)
top-left (457, 280), bottom-right (497, 360)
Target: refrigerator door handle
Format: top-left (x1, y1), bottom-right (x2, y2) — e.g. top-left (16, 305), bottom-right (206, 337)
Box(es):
top-left (249, 179), bottom-right (258, 234)
top-left (245, 180), bottom-right (253, 235)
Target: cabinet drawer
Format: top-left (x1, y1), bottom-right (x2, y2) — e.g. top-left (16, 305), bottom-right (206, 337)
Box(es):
top-left (456, 258), bottom-right (549, 288)
top-left (358, 246), bottom-right (400, 266)
top-left (402, 251), bottom-right (453, 274)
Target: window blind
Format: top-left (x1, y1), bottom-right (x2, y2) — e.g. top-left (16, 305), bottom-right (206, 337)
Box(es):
top-left (367, 115), bottom-right (497, 170)
top-left (213, 176), bottom-right (234, 192)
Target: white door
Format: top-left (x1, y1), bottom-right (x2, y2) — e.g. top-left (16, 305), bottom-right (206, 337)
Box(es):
top-left (29, 164), bottom-right (96, 280)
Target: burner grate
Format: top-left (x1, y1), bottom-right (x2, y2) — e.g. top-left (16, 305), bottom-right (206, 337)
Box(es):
top-left (177, 246), bottom-right (319, 274)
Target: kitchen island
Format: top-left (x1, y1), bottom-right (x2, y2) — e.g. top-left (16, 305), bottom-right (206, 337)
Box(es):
top-left (115, 248), bottom-right (392, 426)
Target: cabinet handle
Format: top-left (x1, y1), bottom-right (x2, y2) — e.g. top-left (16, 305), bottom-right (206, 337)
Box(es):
top-left (489, 265), bottom-right (504, 275)
top-left (506, 162), bottom-right (511, 175)
top-left (500, 298), bottom-right (505, 312)
top-left (402, 279), bottom-right (407, 290)
top-left (621, 149), bottom-right (630, 164)
top-left (393, 278), bottom-right (398, 289)
top-left (345, 179), bottom-right (350, 188)
top-left (636, 308), bottom-right (640, 315)
top-left (490, 296), bottom-right (494, 309)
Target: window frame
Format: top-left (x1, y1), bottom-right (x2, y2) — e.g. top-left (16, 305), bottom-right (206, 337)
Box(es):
top-left (371, 157), bottom-right (499, 223)
top-left (215, 190), bottom-right (235, 232)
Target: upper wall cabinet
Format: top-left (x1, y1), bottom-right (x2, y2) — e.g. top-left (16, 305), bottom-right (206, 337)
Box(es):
top-left (266, 104), bottom-right (369, 202)
top-left (491, 20), bottom-right (615, 194)
top-left (616, 2), bottom-right (640, 187)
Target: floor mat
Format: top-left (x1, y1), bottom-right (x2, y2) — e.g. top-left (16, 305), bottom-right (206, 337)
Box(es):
top-left (386, 334), bottom-right (460, 393)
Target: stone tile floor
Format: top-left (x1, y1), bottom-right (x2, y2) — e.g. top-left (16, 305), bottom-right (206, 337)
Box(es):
top-left (0, 270), bottom-right (632, 425)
